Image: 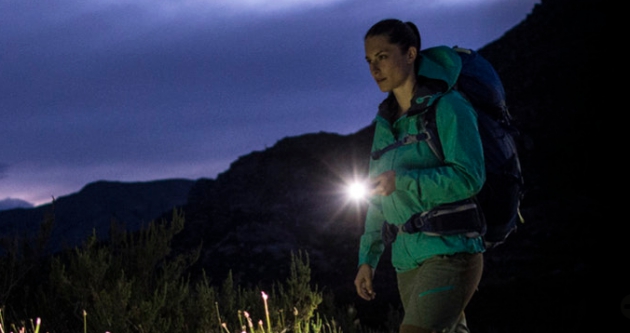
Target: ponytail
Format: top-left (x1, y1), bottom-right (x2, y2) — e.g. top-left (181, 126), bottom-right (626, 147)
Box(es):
top-left (404, 21), bottom-right (421, 51)
top-left (405, 21), bottom-right (421, 74)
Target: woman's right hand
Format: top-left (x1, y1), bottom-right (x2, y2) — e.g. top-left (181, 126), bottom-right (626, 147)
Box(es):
top-left (371, 170), bottom-right (396, 196)
top-left (354, 264), bottom-right (376, 301)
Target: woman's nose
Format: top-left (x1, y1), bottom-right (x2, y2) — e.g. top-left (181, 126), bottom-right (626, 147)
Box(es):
top-left (370, 62), bottom-right (379, 75)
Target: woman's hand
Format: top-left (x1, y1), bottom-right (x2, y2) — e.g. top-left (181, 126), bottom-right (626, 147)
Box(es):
top-left (371, 170), bottom-right (396, 196)
top-left (354, 264), bottom-right (376, 301)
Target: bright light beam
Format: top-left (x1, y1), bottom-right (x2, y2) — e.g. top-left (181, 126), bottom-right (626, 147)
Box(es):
top-left (347, 181), bottom-right (370, 201)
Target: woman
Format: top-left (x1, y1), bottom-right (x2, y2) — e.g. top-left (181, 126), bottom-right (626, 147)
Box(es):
top-left (354, 19), bottom-right (486, 333)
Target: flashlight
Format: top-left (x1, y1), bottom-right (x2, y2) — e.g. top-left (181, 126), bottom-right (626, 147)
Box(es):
top-left (347, 180), bottom-right (374, 200)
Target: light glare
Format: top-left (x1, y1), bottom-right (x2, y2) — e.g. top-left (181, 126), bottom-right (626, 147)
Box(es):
top-left (348, 182), bottom-right (368, 200)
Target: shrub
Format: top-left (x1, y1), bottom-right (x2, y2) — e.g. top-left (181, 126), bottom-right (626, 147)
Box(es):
top-left (0, 209), bottom-right (342, 333)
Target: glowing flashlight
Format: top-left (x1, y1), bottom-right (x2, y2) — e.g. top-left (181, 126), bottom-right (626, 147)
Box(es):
top-left (347, 180), bottom-right (372, 200)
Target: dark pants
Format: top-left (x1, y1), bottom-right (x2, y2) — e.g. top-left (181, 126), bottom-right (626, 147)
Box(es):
top-left (397, 252), bottom-right (483, 333)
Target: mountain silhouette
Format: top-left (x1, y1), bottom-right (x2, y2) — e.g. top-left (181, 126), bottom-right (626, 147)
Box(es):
top-left (0, 198), bottom-right (33, 211)
top-left (0, 179), bottom-right (194, 254)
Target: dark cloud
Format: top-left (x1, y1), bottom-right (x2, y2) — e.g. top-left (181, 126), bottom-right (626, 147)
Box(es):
top-left (0, 0), bottom-right (540, 205)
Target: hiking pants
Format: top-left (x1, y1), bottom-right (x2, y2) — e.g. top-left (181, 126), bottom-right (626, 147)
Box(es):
top-left (397, 252), bottom-right (483, 333)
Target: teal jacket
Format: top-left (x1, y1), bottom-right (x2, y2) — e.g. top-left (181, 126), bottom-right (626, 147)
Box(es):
top-left (358, 46), bottom-right (486, 273)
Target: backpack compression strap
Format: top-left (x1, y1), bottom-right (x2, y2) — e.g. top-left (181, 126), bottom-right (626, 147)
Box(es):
top-left (370, 78), bottom-right (449, 162)
top-left (370, 106), bottom-right (444, 162)
top-left (371, 132), bottom-right (430, 160)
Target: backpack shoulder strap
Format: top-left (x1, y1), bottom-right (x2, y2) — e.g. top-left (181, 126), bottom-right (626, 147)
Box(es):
top-left (370, 131), bottom-right (431, 160)
top-left (370, 97), bottom-right (446, 162)
top-left (422, 101), bottom-right (445, 162)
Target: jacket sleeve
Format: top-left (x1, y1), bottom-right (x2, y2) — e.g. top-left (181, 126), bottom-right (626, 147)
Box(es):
top-left (357, 203), bottom-right (385, 268)
top-left (357, 124), bottom-right (389, 268)
top-left (396, 92), bottom-right (485, 207)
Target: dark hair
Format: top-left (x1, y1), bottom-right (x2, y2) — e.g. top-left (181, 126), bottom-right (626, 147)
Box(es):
top-left (365, 19), bottom-right (422, 72)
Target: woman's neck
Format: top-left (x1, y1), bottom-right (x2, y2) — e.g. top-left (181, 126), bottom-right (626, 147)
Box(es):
top-left (392, 77), bottom-right (417, 117)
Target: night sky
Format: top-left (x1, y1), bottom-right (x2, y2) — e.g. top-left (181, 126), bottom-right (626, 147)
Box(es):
top-left (1, 0), bottom-right (540, 206)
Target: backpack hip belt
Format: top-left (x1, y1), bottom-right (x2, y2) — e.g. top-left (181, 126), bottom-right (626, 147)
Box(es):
top-left (381, 198), bottom-right (485, 246)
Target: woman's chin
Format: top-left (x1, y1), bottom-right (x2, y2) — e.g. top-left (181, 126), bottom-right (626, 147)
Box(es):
top-left (377, 84), bottom-right (390, 93)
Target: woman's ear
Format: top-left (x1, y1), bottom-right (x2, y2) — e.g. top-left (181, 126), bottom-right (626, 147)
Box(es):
top-left (407, 46), bottom-right (418, 64)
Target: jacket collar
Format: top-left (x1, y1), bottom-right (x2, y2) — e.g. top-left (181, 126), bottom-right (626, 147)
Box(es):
top-left (377, 76), bottom-right (445, 122)
top-left (376, 46), bottom-right (462, 122)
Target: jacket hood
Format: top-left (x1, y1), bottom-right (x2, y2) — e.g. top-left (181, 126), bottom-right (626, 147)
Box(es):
top-left (417, 46), bottom-right (462, 91)
top-left (376, 46), bottom-right (463, 120)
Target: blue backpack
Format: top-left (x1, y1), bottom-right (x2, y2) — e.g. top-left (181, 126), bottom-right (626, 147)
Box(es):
top-left (374, 46), bottom-right (525, 249)
top-left (424, 46), bottom-right (525, 248)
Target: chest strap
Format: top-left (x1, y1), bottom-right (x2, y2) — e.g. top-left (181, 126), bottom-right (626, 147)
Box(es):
top-left (370, 124), bottom-right (444, 161)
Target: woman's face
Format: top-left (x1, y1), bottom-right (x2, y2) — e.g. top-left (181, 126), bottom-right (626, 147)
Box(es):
top-left (364, 34), bottom-right (416, 93)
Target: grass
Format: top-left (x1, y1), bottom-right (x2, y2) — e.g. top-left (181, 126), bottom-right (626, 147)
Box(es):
top-left (0, 209), bottom-right (370, 333)
top-left (0, 286), bottom-right (342, 333)
top-left (0, 310), bottom-right (41, 333)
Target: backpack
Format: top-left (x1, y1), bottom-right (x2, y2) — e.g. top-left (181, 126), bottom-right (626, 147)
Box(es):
top-left (373, 46), bottom-right (525, 249)
top-left (424, 46), bottom-right (525, 248)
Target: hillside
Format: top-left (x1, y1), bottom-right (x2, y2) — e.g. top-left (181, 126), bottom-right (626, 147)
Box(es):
top-left (0, 179), bottom-right (195, 254)
top-left (0, 198), bottom-right (33, 211)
